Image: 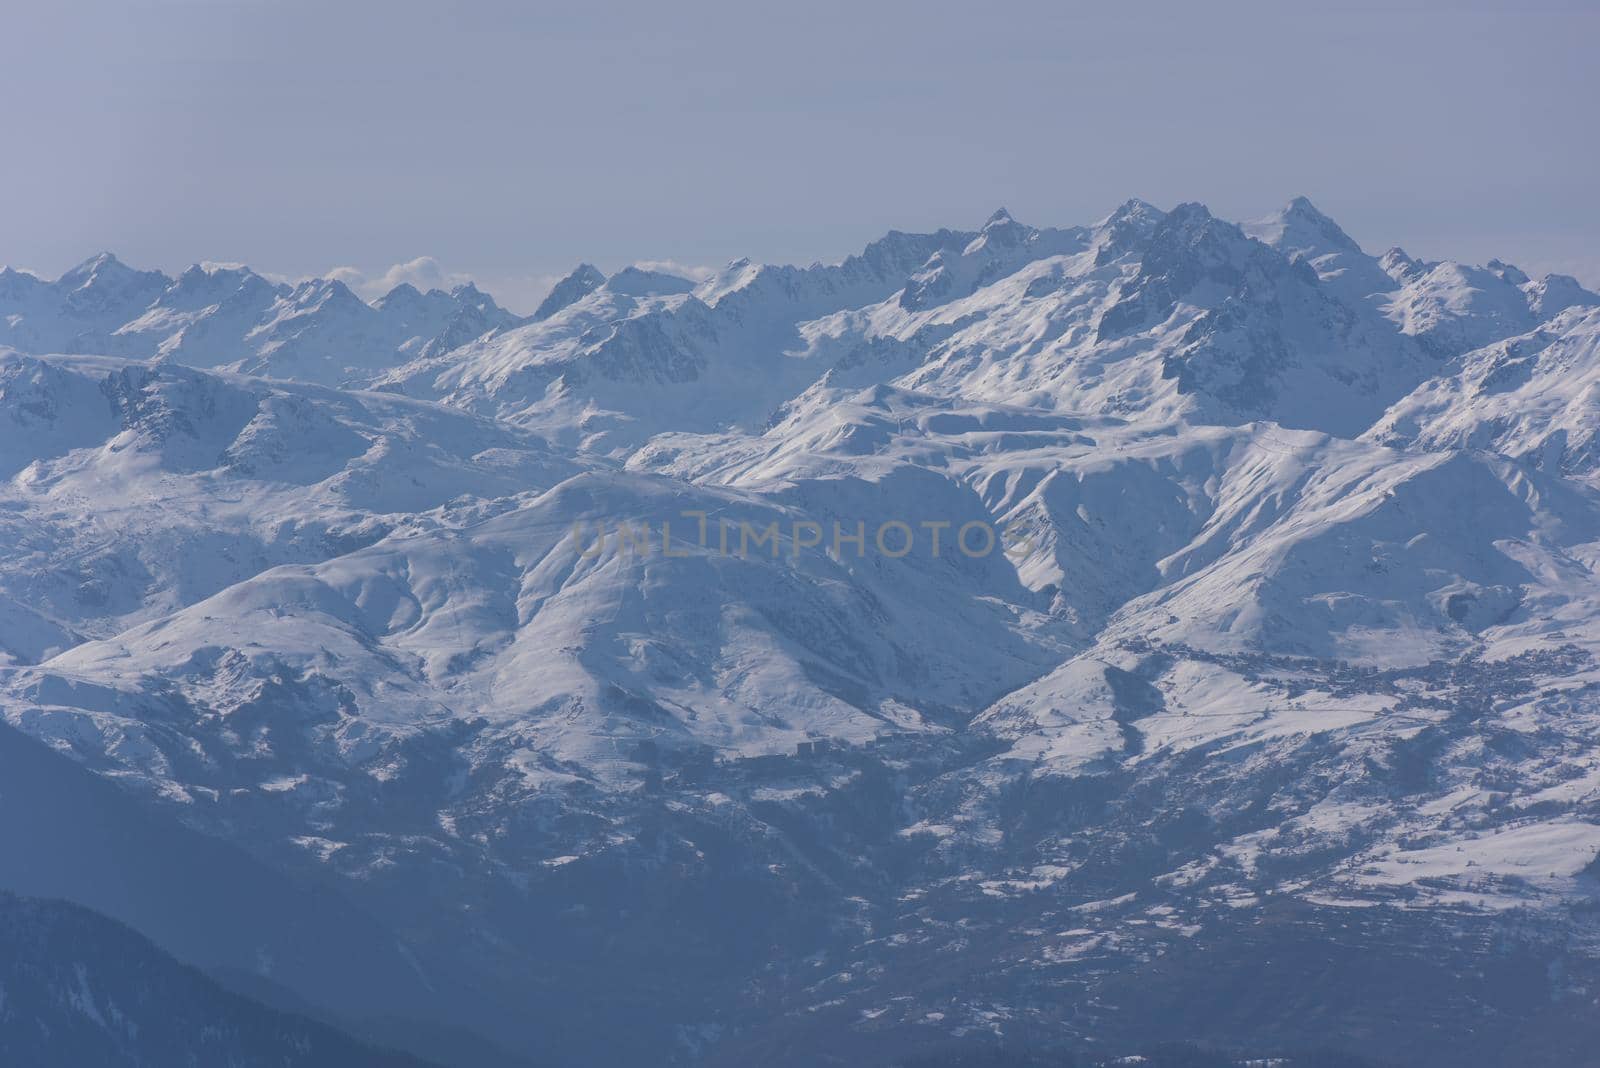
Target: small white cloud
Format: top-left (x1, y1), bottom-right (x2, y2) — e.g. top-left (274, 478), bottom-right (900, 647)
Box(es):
top-left (630, 259), bottom-right (715, 282)
top-left (322, 265), bottom-right (367, 289)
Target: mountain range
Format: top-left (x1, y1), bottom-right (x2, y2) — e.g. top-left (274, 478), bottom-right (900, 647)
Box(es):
top-left (2, 197), bottom-right (1599, 1066)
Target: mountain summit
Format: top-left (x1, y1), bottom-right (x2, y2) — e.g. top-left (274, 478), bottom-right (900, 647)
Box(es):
top-left (3, 198), bottom-right (1600, 1066)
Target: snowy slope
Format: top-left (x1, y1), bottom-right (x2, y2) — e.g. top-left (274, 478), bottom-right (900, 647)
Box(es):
top-left (3, 198), bottom-right (1600, 1066)
top-left (1369, 305), bottom-right (1600, 481)
top-left (0, 351), bottom-right (577, 661)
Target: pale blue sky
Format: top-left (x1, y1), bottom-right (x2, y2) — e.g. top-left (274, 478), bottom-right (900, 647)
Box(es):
top-left (4, 0), bottom-right (1596, 312)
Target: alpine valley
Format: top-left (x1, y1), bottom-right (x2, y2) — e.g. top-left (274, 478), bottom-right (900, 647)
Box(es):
top-left (3, 198), bottom-right (1600, 1066)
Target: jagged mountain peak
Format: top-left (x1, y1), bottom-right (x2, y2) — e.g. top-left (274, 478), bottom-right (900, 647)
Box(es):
top-left (1091, 196), bottom-right (1167, 262)
top-left (174, 261), bottom-right (253, 284)
top-left (1526, 271), bottom-right (1600, 318)
top-left (376, 279), bottom-right (509, 319)
top-left (378, 280), bottom-right (424, 301)
top-left (58, 250), bottom-right (129, 282)
top-left (533, 262), bottom-right (608, 320)
top-left (1096, 196), bottom-right (1163, 228)
top-left (0, 266), bottom-right (52, 301)
top-left (371, 281), bottom-right (442, 315)
top-left (56, 250), bottom-right (169, 297)
top-left (1282, 193), bottom-right (1342, 228)
top-left (284, 275), bottom-right (364, 311)
top-left (1248, 194), bottom-right (1364, 256)
top-left (446, 280), bottom-right (508, 317)
top-left (1486, 257), bottom-right (1531, 286)
top-left (1165, 199), bottom-right (1216, 223)
top-left (965, 205), bottom-right (1033, 251)
top-left (153, 262), bottom-right (282, 315)
top-left (1137, 200), bottom-right (1257, 271)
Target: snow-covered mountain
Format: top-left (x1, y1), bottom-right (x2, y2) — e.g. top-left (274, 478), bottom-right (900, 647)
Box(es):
top-left (2, 198), bottom-right (1599, 1067)
top-left (1369, 305), bottom-right (1600, 481)
top-left (0, 256), bottom-right (524, 386)
top-left (372, 198), bottom-right (1594, 455)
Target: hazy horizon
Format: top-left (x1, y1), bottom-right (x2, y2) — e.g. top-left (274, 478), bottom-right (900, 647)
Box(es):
top-left (6, 0), bottom-right (1597, 313)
